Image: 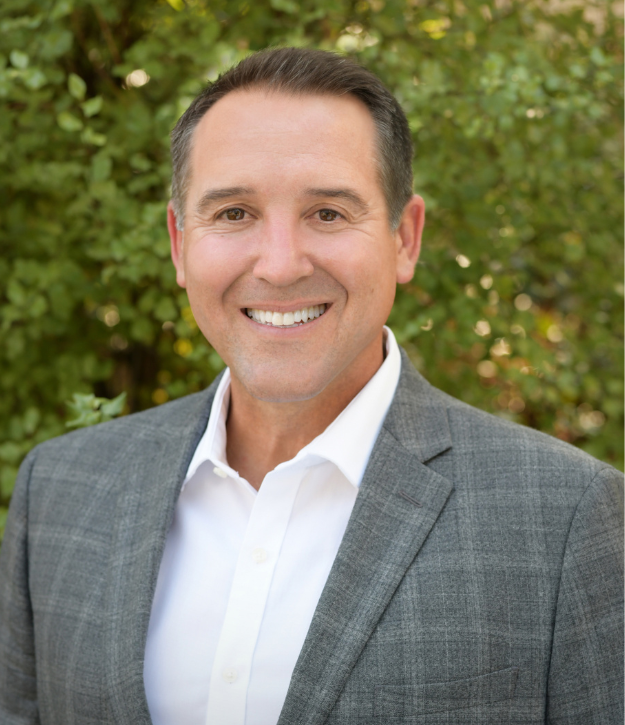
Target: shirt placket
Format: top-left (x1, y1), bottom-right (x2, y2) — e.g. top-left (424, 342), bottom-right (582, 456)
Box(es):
top-left (204, 467), bottom-right (303, 725)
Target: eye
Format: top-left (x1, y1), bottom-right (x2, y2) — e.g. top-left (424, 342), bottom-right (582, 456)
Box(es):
top-left (224, 208), bottom-right (245, 221)
top-left (318, 209), bottom-right (340, 222)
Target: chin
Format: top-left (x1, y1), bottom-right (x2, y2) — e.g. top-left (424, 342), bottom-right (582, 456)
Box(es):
top-left (233, 360), bottom-right (335, 404)
top-left (241, 377), bottom-right (329, 404)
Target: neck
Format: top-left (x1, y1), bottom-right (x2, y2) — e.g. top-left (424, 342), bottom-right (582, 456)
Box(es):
top-left (225, 332), bottom-right (385, 489)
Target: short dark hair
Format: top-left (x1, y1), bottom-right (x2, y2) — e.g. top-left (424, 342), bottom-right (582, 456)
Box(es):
top-left (170, 47), bottom-right (414, 229)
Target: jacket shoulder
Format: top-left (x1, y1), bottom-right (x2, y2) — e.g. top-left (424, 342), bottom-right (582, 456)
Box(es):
top-left (24, 387), bottom-right (215, 475)
top-left (393, 352), bottom-right (620, 490)
top-left (445, 388), bottom-right (611, 471)
top-left (436, 386), bottom-right (621, 502)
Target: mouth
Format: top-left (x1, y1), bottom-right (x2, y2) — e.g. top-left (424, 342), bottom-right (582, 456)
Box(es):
top-left (245, 304), bottom-right (327, 328)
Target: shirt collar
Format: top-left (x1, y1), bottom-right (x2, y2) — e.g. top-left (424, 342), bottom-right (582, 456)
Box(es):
top-left (184, 367), bottom-right (232, 485)
top-left (184, 326), bottom-right (402, 490)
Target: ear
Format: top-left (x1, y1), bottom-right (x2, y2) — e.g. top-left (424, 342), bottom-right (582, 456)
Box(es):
top-left (395, 194), bottom-right (425, 284)
top-left (168, 201), bottom-right (186, 288)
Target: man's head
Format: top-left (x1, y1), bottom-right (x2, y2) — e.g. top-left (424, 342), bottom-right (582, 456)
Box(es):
top-left (171, 47), bottom-right (414, 231)
top-left (168, 48), bottom-right (425, 406)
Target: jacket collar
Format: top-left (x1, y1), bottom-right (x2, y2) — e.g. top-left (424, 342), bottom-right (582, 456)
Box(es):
top-left (385, 347), bottom-right (453, 463)
top-left (103, 350), bottom-right (453, 724)
top-left (277, 349), bottom-right (454, 725)
top-left (104, 376), bottom-right (222, 724)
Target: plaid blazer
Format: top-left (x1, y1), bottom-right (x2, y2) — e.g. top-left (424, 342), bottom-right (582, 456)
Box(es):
top-left (0, 350), bottom-right (622, 724)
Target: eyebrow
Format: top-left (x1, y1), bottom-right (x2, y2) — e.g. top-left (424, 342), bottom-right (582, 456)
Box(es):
top-left (194, 185), bottom-right (370, 215)
top-left (305, 188), bottom-right (369, 212)
top-left (195, 186), bottom-right (254, 215)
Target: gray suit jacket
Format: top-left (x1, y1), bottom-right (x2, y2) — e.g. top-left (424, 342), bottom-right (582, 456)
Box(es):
top-left (0, 351), bottom-right (623, 724)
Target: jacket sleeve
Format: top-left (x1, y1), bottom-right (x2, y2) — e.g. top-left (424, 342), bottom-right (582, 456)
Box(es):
top-left (546, 465), bottom-right (624, 725)
top-left (0, 449), bottom-right (40, 724)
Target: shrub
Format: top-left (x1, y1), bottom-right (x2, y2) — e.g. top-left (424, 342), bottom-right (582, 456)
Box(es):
top-left (1, 0), bottom-right (622, 535)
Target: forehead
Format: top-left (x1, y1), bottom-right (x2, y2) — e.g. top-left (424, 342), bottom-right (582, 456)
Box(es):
top-left (187, 89), bottom-right (380, 193)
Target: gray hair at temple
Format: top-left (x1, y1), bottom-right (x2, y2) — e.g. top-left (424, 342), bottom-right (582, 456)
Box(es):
top-left (170, 47), bottom-right (414, 231)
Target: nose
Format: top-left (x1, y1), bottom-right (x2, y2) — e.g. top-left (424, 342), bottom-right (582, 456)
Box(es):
top-left (252, 217), bottom-right (314, 287)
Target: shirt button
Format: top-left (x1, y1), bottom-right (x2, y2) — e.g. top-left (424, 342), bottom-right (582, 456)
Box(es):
top-left (222, 667), bottom-right (238, 683)
top-left (252, 547), bottom-right (267, 564)
top-left (213, 466), bottom-right (228, 478)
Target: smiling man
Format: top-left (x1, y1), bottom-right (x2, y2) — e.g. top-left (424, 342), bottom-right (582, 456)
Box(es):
top-left (167, 86), bottom-right (422, 489)
top-left (0, 48), bottom-right (622, 725)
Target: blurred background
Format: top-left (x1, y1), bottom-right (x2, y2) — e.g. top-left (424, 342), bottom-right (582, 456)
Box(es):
top-left (1, 0), bottom-right (623, 534)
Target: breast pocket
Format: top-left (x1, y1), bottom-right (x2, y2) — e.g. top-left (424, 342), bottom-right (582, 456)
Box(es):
top-left (374, 667), bottom-right (519, 719)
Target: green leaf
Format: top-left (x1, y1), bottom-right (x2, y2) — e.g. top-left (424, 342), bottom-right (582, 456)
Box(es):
top-left (590, 47), bottom-right (607, 67)
top-left (23, 407), bottom-right (40, 435)
top-left (51, 0), bottom-right (74, 20)
top-left (81, 127), bottom-right (107, 145)
top-left (153, 297), bottom-right (178, 322)
top-left (269, 0), bottom-right (300, 13)
top-left (100, 392), bottom-right (127, 419)
top-left (0, 467), bottom-right (17, 498)
top-left (81, 95), bottom-right (103, 117)
top-left (68, 72), bottom-right (87, 100)
top-left (0, 508), bottom-right (8, 541)
top-left (9, 50), bottom-right (29, 69)
top-left (65, 392), bottom-right (126, 428)
top-left (91, 154), bottom-right (112, 182)
top-left (57, 111), bottom-right (83, 132)
top-left (67, 393), bottom-right (98, 412)
top-left (65, 410), bottom-right (101, 429)
top-left (40, 28), bottom-right (72, 59)
top-left (0, 442), bottom-right (23, 464)
top-left (23, 68), bottom-right (47, 90)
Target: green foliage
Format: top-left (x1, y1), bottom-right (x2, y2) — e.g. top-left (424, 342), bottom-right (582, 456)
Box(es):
top-left (65, 390), bottom-right (126, 428)
top-left (1, 0), bottom-right (623, 536)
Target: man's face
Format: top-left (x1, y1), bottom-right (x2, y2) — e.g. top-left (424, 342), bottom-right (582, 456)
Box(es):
top-left (169, 89), bottom-right (424, 404)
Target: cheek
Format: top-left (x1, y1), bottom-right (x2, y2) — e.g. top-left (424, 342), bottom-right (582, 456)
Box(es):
top-left (325, 241), bottom-right (397, 303)
top-left (184, 235), bottom-right (248, 294)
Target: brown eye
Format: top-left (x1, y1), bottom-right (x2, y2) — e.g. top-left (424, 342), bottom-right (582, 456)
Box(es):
top-left (225, 208), bottom-right (245, 221)
top-left (319, 209), bottom-right (339, 222)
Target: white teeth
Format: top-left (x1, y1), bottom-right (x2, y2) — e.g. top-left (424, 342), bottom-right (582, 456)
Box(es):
top-left (246, 305), bottom-right (327, 327)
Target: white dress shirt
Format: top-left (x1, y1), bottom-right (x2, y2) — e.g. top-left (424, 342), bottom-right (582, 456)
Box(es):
top-left (144, 327), bottom-right (401, 725)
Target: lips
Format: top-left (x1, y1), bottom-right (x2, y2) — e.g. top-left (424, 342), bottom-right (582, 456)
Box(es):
top-left (246, 304), bottom-right (327, 327)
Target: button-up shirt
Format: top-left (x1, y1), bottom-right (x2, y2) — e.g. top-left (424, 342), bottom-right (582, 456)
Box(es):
top-left (144, 327), bottom-right (401, 725)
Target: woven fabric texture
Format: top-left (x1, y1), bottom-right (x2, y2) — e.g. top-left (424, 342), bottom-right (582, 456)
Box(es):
top-left (0, 350), bottom-right (622, 725)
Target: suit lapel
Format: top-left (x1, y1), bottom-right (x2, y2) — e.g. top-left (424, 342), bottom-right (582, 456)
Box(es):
top-left (104, 380), bottom-right (220, 723)
top-left (278, 351), bottom-right (455, 725)
top-left (100, 351), bottom-right (452, 724)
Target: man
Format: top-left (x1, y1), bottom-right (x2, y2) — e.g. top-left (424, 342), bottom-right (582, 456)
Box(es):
top-left (0, 47), bottom-right (622, 725)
